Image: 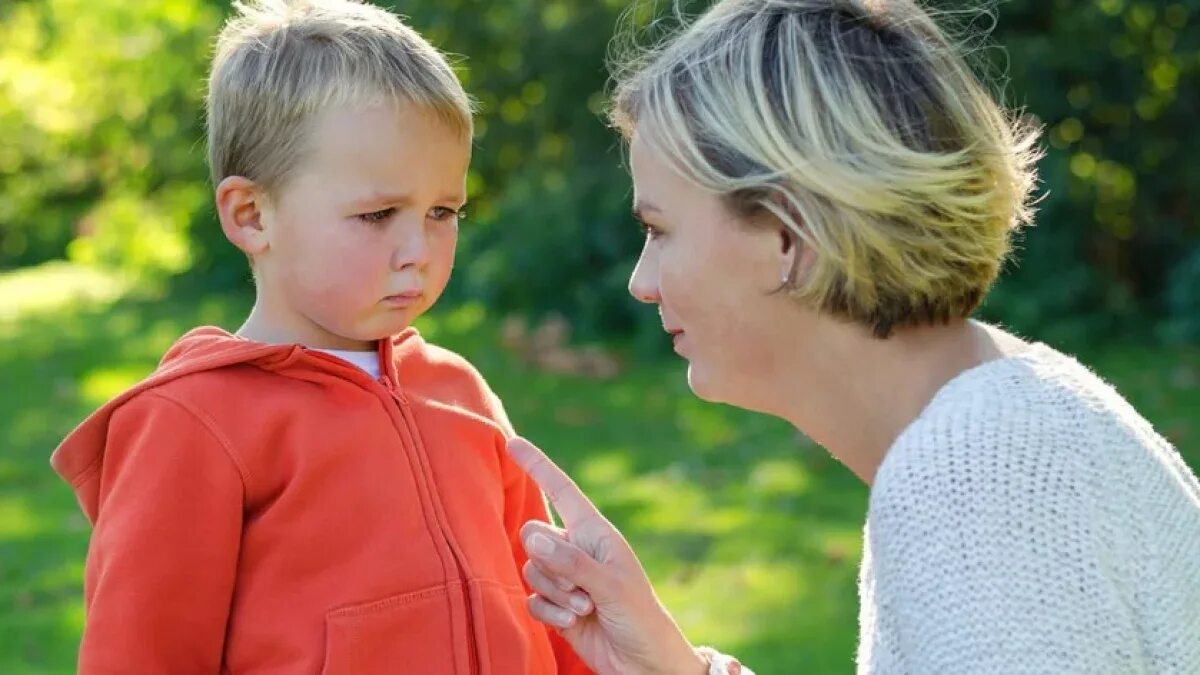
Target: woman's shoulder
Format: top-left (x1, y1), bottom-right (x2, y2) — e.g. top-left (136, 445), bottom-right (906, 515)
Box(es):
top-left (895, 342), bottom-right (1168, 461)
top-left (919, 341), bottom-right (1144, 425)
top-left (870, 342), bottom-right (1199, 541)
top-left (875, 344), bottom-right (1175, 509)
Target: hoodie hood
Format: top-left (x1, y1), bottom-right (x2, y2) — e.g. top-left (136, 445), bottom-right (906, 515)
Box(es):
top-left (50, 326), bottom-right (414, 521)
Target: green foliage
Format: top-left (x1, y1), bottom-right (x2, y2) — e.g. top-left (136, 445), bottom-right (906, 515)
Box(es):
top-left (0, 0), bottom-right (222, 277)
top-left (1164, 245), bottom-right (1200, 343)
top-left (974, 0), bottom-right (1200, 345)
top-left (0, 0), bottom-right (1196, 344)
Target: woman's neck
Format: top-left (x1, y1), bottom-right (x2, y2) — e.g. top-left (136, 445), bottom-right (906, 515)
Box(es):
top-left (772, 320), bottom-right (1020, 486)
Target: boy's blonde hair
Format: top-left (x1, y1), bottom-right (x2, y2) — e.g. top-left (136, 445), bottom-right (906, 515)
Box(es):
top-left (611, 0), bottom-right (1042, 338)
top-left (207, 0), bottom-right (473, 193)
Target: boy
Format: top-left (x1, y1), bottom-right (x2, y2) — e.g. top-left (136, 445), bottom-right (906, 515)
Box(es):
top-left (51, 1), bottom-right (591, 672)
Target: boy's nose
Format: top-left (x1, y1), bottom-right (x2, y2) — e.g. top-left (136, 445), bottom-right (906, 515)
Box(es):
top-left (390, 220), bottom-right (430, 270)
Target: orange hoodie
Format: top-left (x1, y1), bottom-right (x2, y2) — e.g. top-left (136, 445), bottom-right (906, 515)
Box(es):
top-left (52, 326), bottom-right (590, 675)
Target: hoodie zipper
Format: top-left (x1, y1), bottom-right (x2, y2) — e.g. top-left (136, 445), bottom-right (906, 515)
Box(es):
top-left (378, 373), bottom-right (480, 675)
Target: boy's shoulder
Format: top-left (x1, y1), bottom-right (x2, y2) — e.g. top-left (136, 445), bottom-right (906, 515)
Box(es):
top-left (53, 326), bottom-right (306, 478)
top-left (50, 337), bottom-right (277, 507)
top-left (125, 356), bottom-right (284, 418)
top-left (389, 330), bottom-right (512, 434)
top-left (112, 327), bottom-right (303, 416)
top-left (388, 329), bottom-right (486, 385)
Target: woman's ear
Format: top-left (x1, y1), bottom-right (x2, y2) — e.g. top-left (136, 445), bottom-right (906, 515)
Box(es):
top-left (215, 176), bottom-right (270, 257)
top-left (778, 227), bottom-right (799, 287)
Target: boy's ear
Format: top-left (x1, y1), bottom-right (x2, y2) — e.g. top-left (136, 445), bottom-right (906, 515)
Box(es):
top-left (215, 176), bottom-right (270, 256)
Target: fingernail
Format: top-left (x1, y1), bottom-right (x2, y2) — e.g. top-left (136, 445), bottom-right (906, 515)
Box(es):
top-left (529, 533), bottom-right (556, 557)
top-left (555, 607), bottom-right (575, 627)
top-left (569, 594), bottom-right (591, 615)
top-left (556, 577), bottom-right (576, 593)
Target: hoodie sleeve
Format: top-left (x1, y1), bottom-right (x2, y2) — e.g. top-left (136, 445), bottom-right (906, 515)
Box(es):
top-left (79, 391), bottom-right (244, 674)
top-left (489, 395), bottom-right (593, 675)
top-left (501, 451), bottom-right (594, 675)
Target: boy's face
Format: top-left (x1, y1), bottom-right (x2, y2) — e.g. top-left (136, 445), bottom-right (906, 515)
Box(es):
top-left (253, 103), bottom-right (470, 350)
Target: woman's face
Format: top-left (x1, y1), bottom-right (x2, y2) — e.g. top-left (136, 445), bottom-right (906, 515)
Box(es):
top-left (627, 128), bottom-right (799, 408)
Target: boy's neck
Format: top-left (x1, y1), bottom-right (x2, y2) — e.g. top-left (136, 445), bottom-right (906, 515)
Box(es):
top-left (237, 303), bottom-right (378, 351)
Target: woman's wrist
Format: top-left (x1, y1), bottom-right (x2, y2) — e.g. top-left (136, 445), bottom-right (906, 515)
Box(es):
top-left (652, 643), bottom-right (744, 675)
top-left (658, 645), bottom-right (708, 675)
top-left (693, 646), bottom-right (748, 675)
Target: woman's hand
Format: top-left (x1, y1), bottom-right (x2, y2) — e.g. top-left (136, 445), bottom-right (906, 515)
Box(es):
top-left (507, 437), bottom-right (708, 675)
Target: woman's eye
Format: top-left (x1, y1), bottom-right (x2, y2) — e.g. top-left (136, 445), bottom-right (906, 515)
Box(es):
top-left (356, 208), bottom-right (395, 225)
top-left (642, 223), bottom-right (664, 240)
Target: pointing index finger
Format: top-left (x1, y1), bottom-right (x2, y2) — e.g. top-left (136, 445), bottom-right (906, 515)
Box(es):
top-left (506, 437), bottom-right (600, 528)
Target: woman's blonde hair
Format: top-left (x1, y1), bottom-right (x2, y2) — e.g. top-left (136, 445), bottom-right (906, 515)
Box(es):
top-left (206, 0), bottom-right (473, 194)
top-left (611, 0), bottom-right (1042, 337)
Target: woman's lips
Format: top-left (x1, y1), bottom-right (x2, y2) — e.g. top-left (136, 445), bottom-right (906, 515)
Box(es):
top-left (667, 329), bottom-right (685, 352)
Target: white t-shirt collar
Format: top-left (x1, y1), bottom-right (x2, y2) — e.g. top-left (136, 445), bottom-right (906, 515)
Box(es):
top-left (315, 348), bottom-right (381, 380)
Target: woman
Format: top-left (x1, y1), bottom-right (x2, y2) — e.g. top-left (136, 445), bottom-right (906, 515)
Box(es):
top-left (508, 0), bottom-right (1200, 673)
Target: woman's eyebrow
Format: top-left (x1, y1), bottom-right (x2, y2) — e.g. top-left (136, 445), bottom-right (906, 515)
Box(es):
top-left (632, 201), bottom-right (661, 221)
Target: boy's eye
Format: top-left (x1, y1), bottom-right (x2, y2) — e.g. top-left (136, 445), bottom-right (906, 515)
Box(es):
top-left (429, 206), bottom-right (464, 222)
top-left (357, 208), bottom-right (396, 225)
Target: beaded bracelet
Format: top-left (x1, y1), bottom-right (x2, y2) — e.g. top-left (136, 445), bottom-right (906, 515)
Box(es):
top-left (695, 646), bottom-right (752, 675)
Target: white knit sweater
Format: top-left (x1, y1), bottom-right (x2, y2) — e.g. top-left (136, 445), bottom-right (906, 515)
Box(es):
top-left (856, 343), bottom-right (1200, 674)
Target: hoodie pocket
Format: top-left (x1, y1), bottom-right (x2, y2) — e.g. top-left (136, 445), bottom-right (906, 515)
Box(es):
top-left (321, 583), bottom-right (458, 675)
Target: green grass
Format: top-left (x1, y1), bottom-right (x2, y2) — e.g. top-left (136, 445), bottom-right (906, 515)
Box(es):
top-left (1, 262), bottom-right (1197, 674)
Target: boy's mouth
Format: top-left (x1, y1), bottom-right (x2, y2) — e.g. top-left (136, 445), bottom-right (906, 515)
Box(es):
top-left (382, 290), bottom-right (423, 307)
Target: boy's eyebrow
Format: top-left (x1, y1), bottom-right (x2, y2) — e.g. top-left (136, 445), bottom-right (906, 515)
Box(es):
top-left (350, 191), bottom-right (468, 208)
top-left (351, 191), bottom-right (412, 209)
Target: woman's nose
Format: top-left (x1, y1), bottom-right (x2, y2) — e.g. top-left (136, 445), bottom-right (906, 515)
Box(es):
top-left (628, 253), bottom-right (660, 305)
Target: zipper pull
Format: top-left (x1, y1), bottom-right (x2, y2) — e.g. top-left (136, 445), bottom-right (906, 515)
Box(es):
top-left (378, 374), bottom-right (408, 403)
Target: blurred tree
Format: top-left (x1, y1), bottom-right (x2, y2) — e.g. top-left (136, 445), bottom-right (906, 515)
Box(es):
top-left (0, 0), bottom-right (221, 277)
top-left (979, 0), bottom-right (1200, 344)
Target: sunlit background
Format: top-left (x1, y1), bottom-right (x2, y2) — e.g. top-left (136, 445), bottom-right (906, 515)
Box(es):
top-left (1, 1), bottom-right (1197, 672)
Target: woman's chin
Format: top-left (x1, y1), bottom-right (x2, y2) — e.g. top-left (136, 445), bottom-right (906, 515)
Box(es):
top-left (685, 363), bottom-right (723, 403)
